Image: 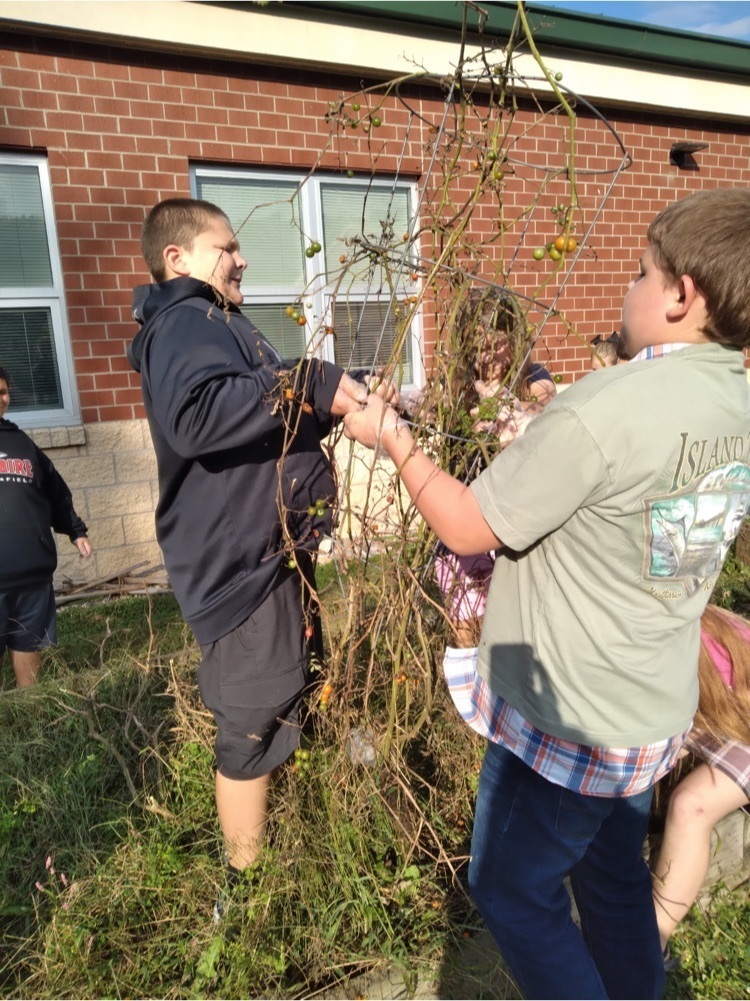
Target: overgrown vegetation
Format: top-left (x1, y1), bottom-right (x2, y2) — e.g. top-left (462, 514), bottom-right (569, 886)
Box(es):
top-left (0, 551), bottom-right (747, 999)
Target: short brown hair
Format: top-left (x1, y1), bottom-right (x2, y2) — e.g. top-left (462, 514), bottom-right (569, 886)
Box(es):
top-left (648, 188), bottom-right (750, 350)
top-left (141, 198), bottom-right (230, 281)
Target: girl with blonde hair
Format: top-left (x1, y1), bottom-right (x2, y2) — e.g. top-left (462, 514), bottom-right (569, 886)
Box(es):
top-left (652, 602), bottom-right (750, 963)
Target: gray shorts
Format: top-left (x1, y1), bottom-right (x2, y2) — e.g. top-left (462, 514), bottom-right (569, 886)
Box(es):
top-left (0, 583), bottom-right (56, 656)
top-left (197, 568), bottom-right (319, 780)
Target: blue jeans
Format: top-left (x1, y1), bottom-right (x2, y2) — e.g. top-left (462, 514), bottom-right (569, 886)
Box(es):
top-left (468, 741), bottom-right (664, 1000)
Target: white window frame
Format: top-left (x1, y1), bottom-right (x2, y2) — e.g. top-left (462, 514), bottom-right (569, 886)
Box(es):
top-left (0, 152), bottom-right (79, 427)
top-left (190, 165), bottom-right (425, 389)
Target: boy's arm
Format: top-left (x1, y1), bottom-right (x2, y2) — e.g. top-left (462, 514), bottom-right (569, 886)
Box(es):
top-left (344, 396), bottom-right (502, 555)
top-left (144, 314), bottom-right (365, 457)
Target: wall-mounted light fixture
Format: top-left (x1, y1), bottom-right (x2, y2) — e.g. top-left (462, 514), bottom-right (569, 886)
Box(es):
top-left (669, 141), bottom-right (709, 168)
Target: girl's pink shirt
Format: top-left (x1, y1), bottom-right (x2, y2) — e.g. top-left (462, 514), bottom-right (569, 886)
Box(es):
top-left (702, 620), bottom-right (750, 688)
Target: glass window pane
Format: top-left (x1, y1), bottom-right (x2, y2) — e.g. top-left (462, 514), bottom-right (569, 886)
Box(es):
top-left (332, 300), bottom-right (412, 383)
top-left (240, 305), bottom-right (307, 359)
top-left (321, 183), bottom-right (410, 288)
top-left (0, 164), bottom-right (53, 288)
top-left (0, 307), bottom-right (63, 410)
top-left (195, 176), bottom-right (305, 289)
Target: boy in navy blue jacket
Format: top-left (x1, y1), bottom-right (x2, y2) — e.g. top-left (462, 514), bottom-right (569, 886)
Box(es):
top-left (129, 198), bottom-right (376, 895)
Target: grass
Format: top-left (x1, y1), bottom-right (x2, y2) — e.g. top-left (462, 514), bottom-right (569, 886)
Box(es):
top-left (0, 550), bottom-right (747, 999)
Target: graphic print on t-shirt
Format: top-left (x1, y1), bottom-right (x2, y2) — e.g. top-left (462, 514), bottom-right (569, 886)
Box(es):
top-left (646, 447), bottom-right (750, 596)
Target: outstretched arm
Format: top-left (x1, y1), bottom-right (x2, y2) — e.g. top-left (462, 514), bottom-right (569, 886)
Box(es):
top-left (344, 395), bottom-right (501, 556)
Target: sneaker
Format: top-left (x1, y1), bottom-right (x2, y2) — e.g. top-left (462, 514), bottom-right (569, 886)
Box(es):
top-left (663, 945), bottom-right (681, 973)
top-left (212, 860), bottom-right (242, 924)
top-left (212, 894), bottom-right (228, 924)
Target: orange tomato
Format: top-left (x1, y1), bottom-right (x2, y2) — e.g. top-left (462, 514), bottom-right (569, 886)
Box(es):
top-left (554, 235), bottom-right (578, 253)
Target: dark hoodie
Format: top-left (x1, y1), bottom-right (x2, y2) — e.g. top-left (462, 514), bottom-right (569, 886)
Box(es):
top-left (0, 418), bottom-right (88, 589)
top-left (128, 277), bottom-right (344, 644)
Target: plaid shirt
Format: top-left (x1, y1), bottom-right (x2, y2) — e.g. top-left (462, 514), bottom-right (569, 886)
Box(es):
top-left (444, 649), bottom-right (687, 797)
top-left (443, 341), bottom-right (694, 797)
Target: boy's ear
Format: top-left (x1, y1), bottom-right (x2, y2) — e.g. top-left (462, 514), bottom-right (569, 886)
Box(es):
top-left (666, 274), bottom-right (705, 321)
top-left (163, 244), bottom-right (190, 278)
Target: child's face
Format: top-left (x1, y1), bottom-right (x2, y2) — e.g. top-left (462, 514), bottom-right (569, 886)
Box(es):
top-left (179, 218), bottom-right (247, 306)
top-left (621, 246), bottom-right (674, 356)
top-left (475, 332), bottom-right (512, 383)
top-left (0, 379), bottom-right (9, 420)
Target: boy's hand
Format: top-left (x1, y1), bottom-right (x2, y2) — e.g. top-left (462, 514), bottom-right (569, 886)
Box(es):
top-left (330, 372), bottom-right (369, 416)
top-left (75, 537), bottom-right (93, 559)
top-left (365, 369), bottom-right (400, 407)
top-left (344, 394), bottom-right (398, 450)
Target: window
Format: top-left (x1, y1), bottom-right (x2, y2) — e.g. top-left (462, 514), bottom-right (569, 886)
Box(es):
top-left (191, 167), bottom-right (423, 386)
top-left (0, 154), bottom-right (78, 426)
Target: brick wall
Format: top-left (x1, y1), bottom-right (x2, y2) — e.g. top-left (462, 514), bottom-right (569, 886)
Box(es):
top-left (1, 33), bottom-right (749, 582)
top-left (2, 34), bottom-right (749, 412)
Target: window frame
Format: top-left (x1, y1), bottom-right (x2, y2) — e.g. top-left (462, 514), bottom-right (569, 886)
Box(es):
top-left (190, 164), bottom-right (425, 388)
top-left (0, 152), bottom-right (79, 427)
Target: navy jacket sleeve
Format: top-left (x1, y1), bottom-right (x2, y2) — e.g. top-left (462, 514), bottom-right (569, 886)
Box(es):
top-left (142, 308), bottom-right (345, 459)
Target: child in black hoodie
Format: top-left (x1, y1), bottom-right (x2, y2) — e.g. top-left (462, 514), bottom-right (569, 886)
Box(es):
top-left (0, 367), bottom-right (92, 687)
top-left (128, 198), bottom-right (384, 901)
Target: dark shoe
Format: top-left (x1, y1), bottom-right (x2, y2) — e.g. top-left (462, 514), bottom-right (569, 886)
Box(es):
top-left (212, 859), bottom-right (242, 924)
top-left (663, 945), bottom-right (681, 973)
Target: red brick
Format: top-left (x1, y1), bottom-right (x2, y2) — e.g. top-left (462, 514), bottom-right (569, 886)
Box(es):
top-left (75, 356), bottom-right (111, 375)
top-left (104, 169), bottom-right (142, 188)
top-left (68, 167), bottom-right (106, 187)
top-left (179, 86), bottom-right (214, 108)
top-left (163, 68), bottom-right (196, 88)
top-left (95, 62), bottom-right (129, 81)
top-left (147, 83), bottom-right (182, 103)
top-left (113, 388), bottom-right (143, 405)
top-left (57, 92), bottom-right (96, 114)
top-left (180, 120), bottom-right (215, 141)
top-left (130, 99), bottom-right (165, 120)
top-left (86, 151), bottom-right (124, 170)
top-left (96, 405), bottom-right (141, 421)
top-left (21, 89), bottom-right (58, 110)
top-left (80, 388), bottom-right (115, 408)
top-left (93, 96), bottom-right (131, 117)
top-left (129, 65), bottom-right (164, 85)
top-left (53, 188), bottom-right (93, 208)
top-left (1, 66), bottom-right (41, 89)
top-left (5, 107), bottom-right (46, 129)
top-left (95, 372), bottom-right (132, 390)
top-left (78, 77), bottom-right (115, 98)
top-left (0, 50), bottom-right (18, 68)
top-left (117, 117), bottom-right (154, 137)
top-left (40, 72), bottom-right (79, 94)
top-left (101, 135), bottom-right (138, 154)
top-left (81, 114), bottom-right (120, 134)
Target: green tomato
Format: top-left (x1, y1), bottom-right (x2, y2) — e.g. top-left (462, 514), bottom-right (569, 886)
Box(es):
top-left (311, 241), bottom-right (322, 253)
top-left (370, 115), bottom-right (382, 127)
top-left (549, 246), bottom-right (562, 261)
top-left (346, 169), bottom-right (354, 178)
top-left (532, 247), bottom-right (545, 261)
top-left (352, 102), bottom-right (360, 112)
top-left (554, 71), bottom-right (563, 82)
top-left (305, 247), bottom-right (315, 258)
top-left (553, 373), bottom-right (563, 384)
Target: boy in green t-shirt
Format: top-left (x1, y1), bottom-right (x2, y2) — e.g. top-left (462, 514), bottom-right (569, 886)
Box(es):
top-left (344, 188), bottom-right (750, 999)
